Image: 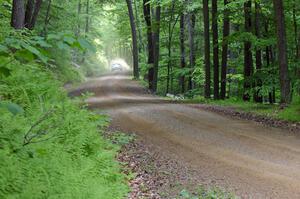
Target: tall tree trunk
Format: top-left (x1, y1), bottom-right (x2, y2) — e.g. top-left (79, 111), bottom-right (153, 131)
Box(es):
top-left (126, 0), bottom-right (139, 79)
top-left (133, 0), bottom-right (144, 53)
top-left (254, 2), bottom-right (263, 102)
top-left (265, 19), bottom-right (276, 103)
top-left (11, 0), bottom-right (25, 29)
top-left (30, 0), bottom-right (42, 29)
top-left (243, 1), bottom-right (253, 101)
top-left (188, 13), bottom-right (196, 91)
top-left (220, 0), bottom-right (230, 100)
top-left (143, 0), bottom-right (155, 91)
top-left (212, 0), bottom-right (219, 99)
top-left (85, 0), bottom-right (89, 34)
top-left (273, 0), bottom-right (291, 104)
top-left (166, 0), bottom-right (175, 94)
top-left (292, 0), bottom-right (300, 96)
top-left (293, 6), bottom-right (299, 58)
top-left (43, 0), bottom-right (52, 35)
top-left (25, 0), bottom-right (34, 28)
top-left (203, 0), bottom-right (211, 98)
top-left (76, 0), bottom-right (81, 37)
top-left (152, 6), bottom-right (161, 93)
top-left (180, 14), bottom-right (186, 93)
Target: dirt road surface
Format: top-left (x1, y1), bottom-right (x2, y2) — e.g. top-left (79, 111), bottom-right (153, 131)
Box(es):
top-left (71, 72), bottom-right (300, 199)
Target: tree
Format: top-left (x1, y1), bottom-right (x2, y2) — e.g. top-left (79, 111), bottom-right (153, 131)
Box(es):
top-left (85, 0), bottom-right (89, 34)
top-left (203, 0), bottom-right (211, 98)
top-left (243, 0), bottom-right (253, 101)
top-left (126, 0), bottom-right (140, 79)
top-left (152, 5), bottom-right (161, 92)
top-left (11, 0), bottom-right (25, 29)
top-left (254, 2), bottom-right (263, 103)
top-left (264, 18), bottom-right (276, 104)
top-left (188, 13), bottom-right (196, 91)
top-left (142, 0), bottom-right (155, 91)
top-left (273, 0), bottom-right (291, 103)
top-left (25, 0), bottom-right (34, 28)
top-left (180, 14), bottom-right (186, 93)
top-left (43, 0), bottom-right (52, 35)
top-left (166, 0), bottom-right (177, 94)
top-left (25, 0), bottom-right (43, 30)
top-left (212, 0), bottom-right (219, 99)
top-left (220, 0), bottom-right (230, 99)
top-left (133, 0), bottom-right (145, 53)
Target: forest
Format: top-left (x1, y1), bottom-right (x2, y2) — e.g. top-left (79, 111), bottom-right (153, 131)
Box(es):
top-left (125, 0), bottom-right (300, 107)
top-left (0, 0), bottom-right (299, 198)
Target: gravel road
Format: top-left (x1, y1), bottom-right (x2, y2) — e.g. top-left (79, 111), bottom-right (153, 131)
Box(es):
top-left (71, 72), bottom-right (300, 199)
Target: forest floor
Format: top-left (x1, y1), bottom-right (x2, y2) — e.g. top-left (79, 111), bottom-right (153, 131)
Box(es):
top-left (70, 71), bottom-right (300, 199)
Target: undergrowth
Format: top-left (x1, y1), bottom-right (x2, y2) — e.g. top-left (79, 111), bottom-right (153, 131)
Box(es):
top-left (0, 61), bottom-right (129, 198)
top-left (183, 96), bottom-right (300, 122)
top-left (179, 186), bottom-right (236, 199)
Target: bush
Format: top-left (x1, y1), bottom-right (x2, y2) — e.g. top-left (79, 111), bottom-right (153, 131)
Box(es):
top-left (0, 61), bottom-right (129, 199)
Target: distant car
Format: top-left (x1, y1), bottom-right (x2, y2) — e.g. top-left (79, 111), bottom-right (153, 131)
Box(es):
top-left (111, 63), bottom-right (123, 71)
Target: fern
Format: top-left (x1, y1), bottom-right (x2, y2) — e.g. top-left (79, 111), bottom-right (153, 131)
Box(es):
top-left (0, 61), bottom-right (129, 199)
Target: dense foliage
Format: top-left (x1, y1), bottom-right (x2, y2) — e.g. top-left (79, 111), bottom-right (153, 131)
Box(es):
top-left (0, 63), bottom-right (128, 198)
top-left (0, 0), bottom-right (129, 198)
top-left (113, 0), bottom-right (299, 107)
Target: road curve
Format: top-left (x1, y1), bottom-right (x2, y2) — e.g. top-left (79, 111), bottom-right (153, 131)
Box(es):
top-left (71, 72), bottom-right (300, 199)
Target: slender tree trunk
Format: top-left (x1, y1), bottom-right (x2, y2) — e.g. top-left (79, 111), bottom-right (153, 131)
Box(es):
top-left (293, 0), bottom-right (300, 60)
top-left (43, 0), bottom-right (52, 36)
top-left (29, 0), bottom-right (42, 29)
top-left (265, 20), bottom-right (276, 104)
top-left (203, 0), bottom-right (211, 98)
top-left (126, 0), bottom-right (139, 79)
top-left (273, 0), bottom-right (291, 104)
top-left (133, 0), bottom-right (144, 53)
top-left (11, 0), bottom-right (25, 29)
top-left (143, 0), bottom-right (154, 91)
top-left (254, 2), bottom-right (263, 102)
top-left (212, 0), bottom-right (219, 99)
top-left (292, 0), bottom-right (300, 96)
top-left (243, 1), bottom-right (253, 101)
top-left (76, 0), bottom-right (81, 37)
top-left (85, 0), bottom-right (89, 34)
top-left (152, 6), bottom-right (161, 92)
top-left (220, 0), bottom-right (230, 99)
top-left (166, 1), bottom-right (175, 94)
top-left (188, 13), bottom-right (196, 91)
top-left (269, 47), bottom-right (276, 103)
top-left (25, 0), bottom-right (34, 28)
top-left (180, 14), bottom-right (186, 93)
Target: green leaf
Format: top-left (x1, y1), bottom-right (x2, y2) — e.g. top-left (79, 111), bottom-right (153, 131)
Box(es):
top-left (57, 41), bottom-right (70, 50)
top-left (0, 66), bottom-right (11, 77)
top-left (180, 189), bottom-right (190, 198)
top-left (21, 42), bottom-right (40, 56)
top-left (47, 33), bottom-right (61, 40)
top-left (78, 38), bottom-right (96, 52)
top-left (20, 42), bottom-right (48, 63)
top-left (64, 36), bottom-right (76, 45)
top-left (14, 49), bottom-right (35, 62)
top-left (0, 102), bottom-right (24, 115)
top-left (0, 44), bottom-right (8, 52)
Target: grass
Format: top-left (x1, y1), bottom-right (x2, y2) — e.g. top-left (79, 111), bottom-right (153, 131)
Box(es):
top-left (182, 96), bottom-right (300, 122)
top-left (178, 186), bottom-right (236, 199)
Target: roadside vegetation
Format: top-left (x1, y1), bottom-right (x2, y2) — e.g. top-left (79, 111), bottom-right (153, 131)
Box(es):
top-left (0, 0), bottom-right (129, 198)
top-left (179, 187), bottom-right (236, 199)
top-left (0, 62), bottom-right (129, 198)
top-left (183, 96), bottom-right (300, 122)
